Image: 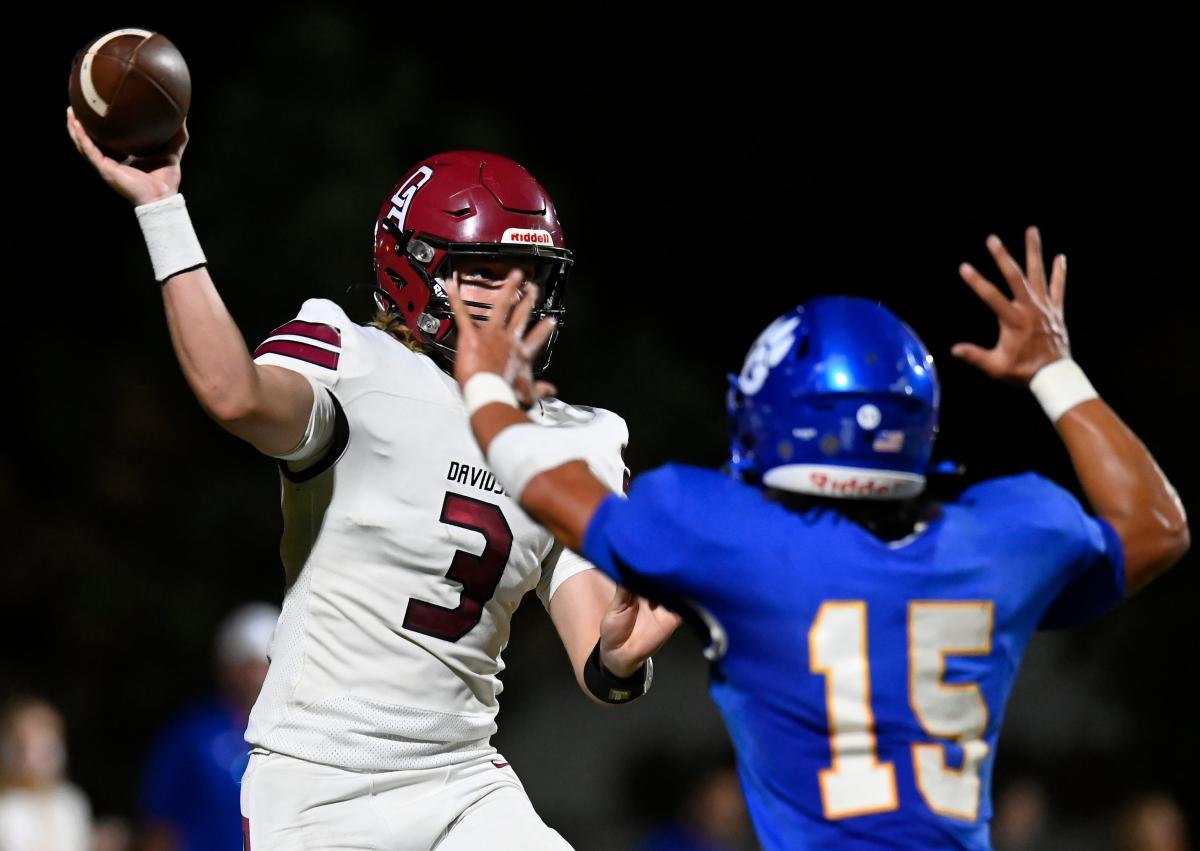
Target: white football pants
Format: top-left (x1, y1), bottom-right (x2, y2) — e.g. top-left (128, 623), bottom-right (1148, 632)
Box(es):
top-left (241, 749), bottom-right (572, 850)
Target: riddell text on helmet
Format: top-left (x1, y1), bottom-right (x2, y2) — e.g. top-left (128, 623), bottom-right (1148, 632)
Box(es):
top-left (501, 228), bottom-right (554, 245)
top-left (809, 472), bottom-right (894, 497)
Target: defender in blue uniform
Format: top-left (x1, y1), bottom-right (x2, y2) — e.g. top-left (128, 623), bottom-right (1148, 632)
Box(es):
top-left (447, 228), bottom-right (1189, 850)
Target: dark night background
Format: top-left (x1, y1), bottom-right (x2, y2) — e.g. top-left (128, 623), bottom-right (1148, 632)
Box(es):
top-left (6, 4), bottom-right (1197, 848)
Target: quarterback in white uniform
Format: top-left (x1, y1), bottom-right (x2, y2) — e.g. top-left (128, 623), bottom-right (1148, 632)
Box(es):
top-left (67, 113), bottom-right (678, 850)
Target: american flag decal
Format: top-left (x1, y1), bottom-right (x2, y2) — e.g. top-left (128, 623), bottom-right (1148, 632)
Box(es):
top-left (253, 320), bottom-right (341, 370)
top-left (872, 430), bottom-right (906, 453)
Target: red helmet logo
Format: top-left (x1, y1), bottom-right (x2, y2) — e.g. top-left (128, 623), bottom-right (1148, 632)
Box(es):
top-left (384, 165), bottom-right (433, 232)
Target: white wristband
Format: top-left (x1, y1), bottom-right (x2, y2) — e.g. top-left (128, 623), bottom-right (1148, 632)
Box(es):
top-left (463, 372), bottom-right (518, 415)
top-left (487, 423), bottom-right (590, 500)
top-left (1029, 358), bottom-right (1098, 422)
top-left (134, 194), bottom-right (207, 282)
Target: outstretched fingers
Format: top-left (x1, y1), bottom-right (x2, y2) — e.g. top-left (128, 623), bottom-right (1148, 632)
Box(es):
top-left (500, 280), bottom-right (558, 364)
top-left (521, 316), bottom-right (558, 362)
top-left (1049, 253), bottom-right (1067, 307)
top-left (445, 272), bottom-right (476, 341)
top-left (499, 278), bottom-right (557, 362)
top-left (986, 234), bottom-right (1037, 302)
top-left (1024, 226), bottom-right (1047, 295)
top-left (959, 262), bottom-right (1019, 323)
top-left (949, 341), bottom-right (998, 374)
top-left (506, 282), bottom-right (539, 342)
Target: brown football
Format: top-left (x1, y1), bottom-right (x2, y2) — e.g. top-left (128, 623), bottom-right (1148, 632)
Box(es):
top-left (68, 29), bottom-right (191, 158)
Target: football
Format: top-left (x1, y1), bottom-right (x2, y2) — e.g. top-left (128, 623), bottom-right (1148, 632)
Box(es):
top-left (68, 29), bottom-right (191, 158)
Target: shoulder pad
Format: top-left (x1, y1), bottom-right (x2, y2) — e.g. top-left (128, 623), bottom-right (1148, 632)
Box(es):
top-left (253, 299), bottom-right (350, 380)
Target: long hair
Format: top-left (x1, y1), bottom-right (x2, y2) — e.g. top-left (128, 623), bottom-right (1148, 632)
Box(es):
top-left (367, 310), bottom-right (427, 353)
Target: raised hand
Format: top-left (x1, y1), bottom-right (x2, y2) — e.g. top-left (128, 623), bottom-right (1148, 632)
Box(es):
top-left (66, 106), bottom-right (185, 206)
top-left (952, 227), bottom-right (1070, 384)
top-left (446, 270), bottom-right (558, 405)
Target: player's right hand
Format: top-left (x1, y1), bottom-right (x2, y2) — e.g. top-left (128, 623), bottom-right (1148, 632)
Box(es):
top-left (952, 226), bottom-right (1071, 384)
top-left (599, 586), bottom-right (681, 678)
top-left (66, 106), bottom-right (185, 206)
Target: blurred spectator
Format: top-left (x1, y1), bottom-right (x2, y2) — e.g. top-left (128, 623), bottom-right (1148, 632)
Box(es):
top-left (91, 815), bottom-right (134, 851)
top-left (140, 602), bottom-right (278, 851)
top-left (1115, 792), bottom-right (1191, 851)
top-left (992, 778), bottom-right (1049, 851)
top-left (634, 752), bottom-right (757, 851)
top-left (0, 696), bottom-right (91, 851)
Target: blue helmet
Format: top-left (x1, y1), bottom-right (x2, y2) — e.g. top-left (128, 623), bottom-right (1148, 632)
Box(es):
top-left (728, 296), bottom-right (939, 500)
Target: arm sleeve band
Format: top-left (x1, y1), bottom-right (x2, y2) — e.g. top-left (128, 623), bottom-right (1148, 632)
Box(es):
top-left (134, 194), bottom-right (207, 282)
top-left (272, 374), bottom-right (338, 463)
top-left (1029, 358), bottom-right (1099, 422)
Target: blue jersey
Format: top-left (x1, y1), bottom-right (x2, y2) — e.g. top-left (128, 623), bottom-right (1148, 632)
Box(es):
top-left (582, 465), bottom-right (1124, 851)
top-left (142, 699), bottom-right (250, 851)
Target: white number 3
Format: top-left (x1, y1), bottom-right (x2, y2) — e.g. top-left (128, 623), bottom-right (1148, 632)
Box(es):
top-left (809, 600), bottom-right (993, 821)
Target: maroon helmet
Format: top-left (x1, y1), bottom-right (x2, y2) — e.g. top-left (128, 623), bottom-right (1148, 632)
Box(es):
top-left (372, 151), bottom-right (573, 371)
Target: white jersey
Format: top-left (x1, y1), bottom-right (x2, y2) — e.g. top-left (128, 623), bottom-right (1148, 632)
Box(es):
top-left (0, 785), bottom-right (91, 851)
top-left (245, 299), bottom-right (628, 772)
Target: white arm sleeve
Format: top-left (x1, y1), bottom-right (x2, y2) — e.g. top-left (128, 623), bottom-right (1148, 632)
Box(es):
top-left (272, 373), bottom-right (338, 463)
top-left (537, 545), bottom-right (600, 608)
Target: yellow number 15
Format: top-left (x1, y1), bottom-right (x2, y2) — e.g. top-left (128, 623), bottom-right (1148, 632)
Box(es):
top-left (808, 600), bottom-right (994, 821)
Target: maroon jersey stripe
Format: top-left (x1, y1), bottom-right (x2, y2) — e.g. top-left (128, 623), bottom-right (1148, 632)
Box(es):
top-left (253, 339), bottom-right (340, 370)
top-left (266, 320), bottom-right (341, 348)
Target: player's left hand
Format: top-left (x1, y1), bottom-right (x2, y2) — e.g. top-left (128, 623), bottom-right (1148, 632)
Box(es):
top-left (599, 586), bottom-right (681, 678)
top-left (446, 271), bottom-right (557, 407)
top-left (952, 226), bottom-right (1071, 384)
